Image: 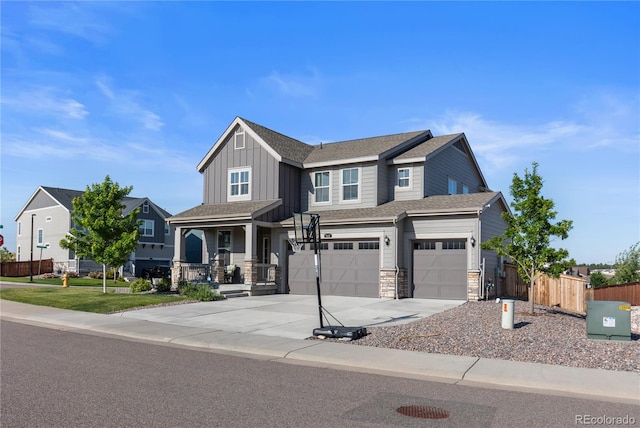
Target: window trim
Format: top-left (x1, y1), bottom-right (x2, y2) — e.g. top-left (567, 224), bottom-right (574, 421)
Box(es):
top-left (228, 167), bottom-right (252, 201)
top-left (340, 167), bottom-right (361, 203)
top-left (164, 222), bottom-right (170, 236)
top-left (397, 167), bottom-right (411, 190)
top-left (17, 221), bottom-right (21, 236)
top-left (234, 128), bottom-right (245, 150)
top-left (37, 228), bottom-right (44, 245)
top-left (140, 219), bottom-right (154, 237)
top-left (143, 202), bottom-right (149, 214)
top-left (462, 184), bottom-right (469, 194)
top-left (312, 171), bottom-right (331, 205)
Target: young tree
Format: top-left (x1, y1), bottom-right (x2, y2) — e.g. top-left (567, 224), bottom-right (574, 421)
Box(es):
top-left (483, 162), bottom-right (573, 314)
top-left (588, 271), bottom-right (610, 288)
top-left (612, 242), bottom-right (640, 284)
top-left (60, 176), bottom-right (140, 293)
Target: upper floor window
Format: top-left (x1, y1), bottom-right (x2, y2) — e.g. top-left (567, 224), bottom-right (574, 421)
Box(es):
top-left (397, 167), bottom-right (410, 188)
top-left (314, 171), bottom-right (330, 204)
top-left (462, 184), bottom-right (469, 194)
top-left (37, 228), bottom-right (44, 245)
top-left (143, 202), bottom-right (149, 214)
top-left (448, 178), bottom-right (458, 195)
top-left (234, 128), bottom-right (245, 150)
top-left (228, 168), bottom-right (251, 200)
top-left (17, 221), bottom-right (22, 236)
top-left (139, 219), bottom-right (154, 237)
top-left (165, 222), bottom-right (170, 235)
top-left (341, 167), bottom-right (360, 202)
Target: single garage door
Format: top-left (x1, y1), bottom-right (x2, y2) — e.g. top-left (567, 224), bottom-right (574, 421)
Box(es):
top-left (288, 240), bottom-right (380, 298)
top-left (413, 240), bottom-right (467, 299)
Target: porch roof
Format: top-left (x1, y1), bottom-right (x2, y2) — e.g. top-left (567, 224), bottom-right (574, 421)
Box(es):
top-left (281, 192), bottom-right (502, 226)
top-left (168, 199), bottom-right (282, 224)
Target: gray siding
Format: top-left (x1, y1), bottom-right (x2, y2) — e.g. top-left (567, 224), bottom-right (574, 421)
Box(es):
top-left (30, 191), bottom-right (59, 210)
top-left (302, 162), bottom-right (379, 212)
top-left (202, 125), bottom-right (280, 204)
top-left (480, 201), bottom-right (508, 288)
top-left (15, 206), bottom-right (72, 264)
top-left (377, 159), bottom-right (389, 205)
top-left (424, 145), bottom-right (484, 196)
top-left (389, 164), bottom-right (424, 201)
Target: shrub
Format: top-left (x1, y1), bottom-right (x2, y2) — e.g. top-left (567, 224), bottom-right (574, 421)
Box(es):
top-left (589, 271), bottom-right (610, 288)
top-left (129, 278), bottom-right (152, 293)
top-left (155, 277), bottom-right (172, 293)
top-left (177, 281), bottom-right (224, 301)
top-left (88, 269), bottom-right (116, 279)
top-left (41, 273), bottom-right (59, 279)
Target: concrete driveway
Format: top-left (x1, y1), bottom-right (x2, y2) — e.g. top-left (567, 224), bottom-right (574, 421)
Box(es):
top-left (111, 294), bottom-right (464, 340)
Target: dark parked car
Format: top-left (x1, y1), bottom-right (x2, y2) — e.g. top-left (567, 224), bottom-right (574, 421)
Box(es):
top-left (141, 265), bottom-right (171, 280)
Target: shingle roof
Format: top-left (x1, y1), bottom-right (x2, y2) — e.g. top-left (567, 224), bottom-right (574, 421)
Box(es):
top-left (302, 130), bottom-right (428, 164)
top-left (240, 118), bottom-right (315, 164)
top-left (282, 192), bottom-right (500, 225)
top-left (169, 199), bottom-right (281, 222)
top-left (40, 186), bottom-right (170, 217)
top-left (393, 133), bottom-right (463, 161)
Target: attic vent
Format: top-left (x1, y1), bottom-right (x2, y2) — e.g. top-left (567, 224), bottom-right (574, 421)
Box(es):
top-left (453, 140), bottom-right (466, 154)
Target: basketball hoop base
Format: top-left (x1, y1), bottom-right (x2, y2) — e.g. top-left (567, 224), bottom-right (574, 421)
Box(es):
top-left (313, 325), bottom-right (367, 340)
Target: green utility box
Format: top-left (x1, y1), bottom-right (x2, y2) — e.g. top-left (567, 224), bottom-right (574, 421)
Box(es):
top-left (586, 301), bottom-right (632, 341)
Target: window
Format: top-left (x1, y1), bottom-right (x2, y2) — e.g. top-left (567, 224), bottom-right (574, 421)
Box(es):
top-left (314, 171), bottom-right (330, 203)
top-left (359, 242), bottom-right (379, 250)
top-left (218, 230), bottom-right (231, 265)
top-left (414, 241), bottom-right (436, 250)
top-left (139, 220), bottom-right (154, 237)
top-left (46, 216), bottom-right (52, 222)
top-left (462, 184), bottom-right (469, 194)
top-left (229, 168), bottom-right (251, 200)
top-left (311, 242), bottom-right (329, 251)
top-left (442, 240), bottom-right (466, 250)
top-left (143, 202), bottom-right (149, 214)
top-left (448, 178), bottom-right (458, 195)
top-left (397, 167), bottom-right (410, 188)
top-left (17, 221), bottom-right (21, 236)
top-left (165, 222), bottom-right (170, 235)
top-left (341, 168), bottom-right (359, 201)
top-left (17, 246), bottom-right (21, 261)
top-left (234, 128), bottom-right (245, 149)
top-left (334, 242), bottom-right (354, 250)
top-left (37, 228), bottom-right (44, 245)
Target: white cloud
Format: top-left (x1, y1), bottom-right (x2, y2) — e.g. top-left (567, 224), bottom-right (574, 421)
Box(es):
top-left (95, 78), bottom-right (164, 131)
top-left (27, 3), bottom-right (114, 44)
top-left (1, 87), bottom-right (89, 120)
top-left (263, 68), bottom-right (323, 97)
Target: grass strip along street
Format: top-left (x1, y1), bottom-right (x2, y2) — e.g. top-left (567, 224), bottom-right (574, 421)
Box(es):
top-left (0, 285), bottom-right (189, 314)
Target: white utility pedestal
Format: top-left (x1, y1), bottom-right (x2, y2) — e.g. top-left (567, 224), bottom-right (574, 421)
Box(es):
top-left (501, 299), bottom-right (515, 329)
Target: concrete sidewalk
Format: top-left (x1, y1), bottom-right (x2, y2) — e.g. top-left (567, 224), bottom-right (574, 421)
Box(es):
top-left (1, 297), bottom-right (638, 405)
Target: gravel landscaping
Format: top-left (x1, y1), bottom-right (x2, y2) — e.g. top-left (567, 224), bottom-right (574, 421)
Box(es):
top-left (345, 300), bottom-right (640, 373)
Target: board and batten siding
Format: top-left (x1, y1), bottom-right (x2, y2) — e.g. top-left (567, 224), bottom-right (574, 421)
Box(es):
top-left (302, 162), bottom-right (379, 212)
top-left (424, 145), bottom-right (484, 196)
top-left (202, 125), bottom-right (280, 204)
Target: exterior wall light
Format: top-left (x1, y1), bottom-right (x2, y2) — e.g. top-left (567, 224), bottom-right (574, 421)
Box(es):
top-left (470, 236), bottom-right (476, 247)
top-left (384, 235), bottom-right (391, 246)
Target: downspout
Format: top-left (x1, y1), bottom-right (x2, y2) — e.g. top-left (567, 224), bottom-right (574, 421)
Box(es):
top-left (393, 216), bottom-right (399, 300)
top-left (477, 207), bottom-right (483, 300)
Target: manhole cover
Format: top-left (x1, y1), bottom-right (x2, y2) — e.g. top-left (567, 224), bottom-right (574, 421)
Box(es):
top-left (396, 405), bottom-right (451, 419)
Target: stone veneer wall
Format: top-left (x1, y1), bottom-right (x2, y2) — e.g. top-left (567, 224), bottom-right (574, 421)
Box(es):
top-left (244, 259), bottom-right (258, 285)
top-left (467, 270), bottom-right (480, 301)
top-left (379, 268), bottom-right (408, 298)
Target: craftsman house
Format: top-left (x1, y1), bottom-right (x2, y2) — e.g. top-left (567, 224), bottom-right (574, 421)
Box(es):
top-left (169, 117), bottom-right (509, 300)
top-left (14, 186), bottom-right (175, 277)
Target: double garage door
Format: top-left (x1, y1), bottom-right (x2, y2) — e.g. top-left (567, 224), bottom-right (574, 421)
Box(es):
top-left (288, 240), bottom-right (380, 298)
top-left (413, 240), bottom-right (467, 299)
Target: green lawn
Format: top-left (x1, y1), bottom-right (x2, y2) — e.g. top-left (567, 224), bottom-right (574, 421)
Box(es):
top-left (1, 276), bottom-right (124, 287)
top-left (0, 286), bottom-right (190, 313)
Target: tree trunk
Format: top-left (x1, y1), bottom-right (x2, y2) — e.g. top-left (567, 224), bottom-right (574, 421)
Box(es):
top-left (102, 264), bottom-right (107, 294)
top-left (529, 266), bottom-right (535, 314)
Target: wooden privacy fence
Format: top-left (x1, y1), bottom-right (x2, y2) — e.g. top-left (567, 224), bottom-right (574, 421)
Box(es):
top-left (593, 282), bottom-right (640, 306)
top-left (502, 263), bottom-right (588, 314)
top-left (0, 259), bottom-right (54, 277)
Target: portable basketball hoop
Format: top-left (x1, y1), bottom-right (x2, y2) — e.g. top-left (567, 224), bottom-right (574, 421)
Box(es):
top-left (291, 212), bottom-right (366, 339)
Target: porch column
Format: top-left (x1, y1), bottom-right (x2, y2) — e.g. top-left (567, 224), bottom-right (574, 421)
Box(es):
top-left (203, 229), bottom-right (217, 265)
top-left (170, 227), bottom-right (185, 284)
top-left (244, 223), bottom-right (258, 285)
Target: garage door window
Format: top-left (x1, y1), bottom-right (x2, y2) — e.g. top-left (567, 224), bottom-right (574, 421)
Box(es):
top-left (442, 240), bottom-right (466, 250)
top-left (359, 242), bottom-right (379, 250)
top-left (334, 242), bottom-right (354, 250)
top-left (414, 241), bottom-right (436, 250)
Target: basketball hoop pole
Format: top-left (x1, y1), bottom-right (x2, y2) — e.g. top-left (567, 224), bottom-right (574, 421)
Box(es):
top-left (310, 215), bottom-right (324, 329)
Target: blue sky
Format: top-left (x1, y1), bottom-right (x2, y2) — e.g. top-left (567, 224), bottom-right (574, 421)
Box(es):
top-left (1, 1), bottom-right (638, 264)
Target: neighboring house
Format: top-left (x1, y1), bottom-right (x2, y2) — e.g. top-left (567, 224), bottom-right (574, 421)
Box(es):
top-left (14, 186), bottom-right (175, 276)
top-left (168, 117), bottom-right (509, 300)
